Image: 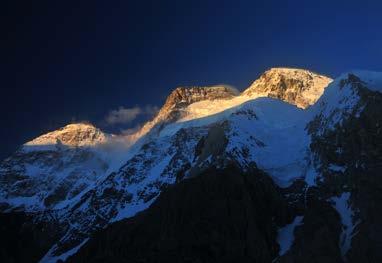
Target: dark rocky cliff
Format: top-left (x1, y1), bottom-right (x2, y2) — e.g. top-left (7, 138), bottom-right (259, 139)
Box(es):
top-left (68, 164), bottom-right (291, 263)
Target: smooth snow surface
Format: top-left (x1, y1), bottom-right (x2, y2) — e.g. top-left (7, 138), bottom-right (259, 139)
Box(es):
top-left (180, 96), bottom-right (249, 122)
top-left (277, 216), bottom-right (304, 256)
top-left (227, 99), bottom-right (311, 187)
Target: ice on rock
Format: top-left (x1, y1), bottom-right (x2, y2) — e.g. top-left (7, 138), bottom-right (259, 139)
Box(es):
top-left (331, 192), bottom-right (358, 259)
top-left (277, 216), bottom-right (304, 256)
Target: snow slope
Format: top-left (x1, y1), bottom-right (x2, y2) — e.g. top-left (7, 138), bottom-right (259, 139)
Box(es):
top-left (0, 123), bottom-right (131, 212)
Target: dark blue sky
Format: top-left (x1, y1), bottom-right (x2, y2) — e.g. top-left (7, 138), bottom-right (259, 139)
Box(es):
top-left (1, 0), bottom-right (382, 159)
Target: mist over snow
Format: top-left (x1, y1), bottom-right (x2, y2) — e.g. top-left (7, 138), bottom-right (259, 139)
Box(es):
top-left (104, 105), bottom-right (159, 125)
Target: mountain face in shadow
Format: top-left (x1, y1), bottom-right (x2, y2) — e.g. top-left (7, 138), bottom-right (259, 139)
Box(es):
top-left (68, 164), bottom-right (291, 263)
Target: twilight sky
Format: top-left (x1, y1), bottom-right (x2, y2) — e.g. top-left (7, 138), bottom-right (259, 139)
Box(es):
top-left (1, 0), bottom-right (382, 159)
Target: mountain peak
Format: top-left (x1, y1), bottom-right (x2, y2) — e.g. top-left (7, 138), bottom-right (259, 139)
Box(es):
top-left (24, 122), bottom-right (107, 149)
top-left (131, 86), bottom-right (239, 139)
top-left (265, 67), bottom-right (318, 73)
top-left (243, 67), bottom-right (333, 108)
top-left (131, 69), bottom-right (331, 140)
top-left (162, 86), bottom-right (239, 112)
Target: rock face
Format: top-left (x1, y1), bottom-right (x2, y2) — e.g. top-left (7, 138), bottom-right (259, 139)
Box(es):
top-left (156, 86), bottom-right (239, 127)
top-left (0, 212), bottom-right (62, 263)
top-left (1, 68), bottom-right (382, 263)
top-left (280, 196), bottom-right (343, 263)
top-left (68, 165), bottom-right (290, 263)
top-left (162, 86), bottom-right (239, 110)
top-left (243, 68), bottom-right (333, 109)
top-left (305, 73), bottom-right (382, 262)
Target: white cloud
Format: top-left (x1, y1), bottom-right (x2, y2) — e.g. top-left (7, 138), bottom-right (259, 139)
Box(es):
top-left (121, 125), bottom-right (142, 135)
top-left (105, 105), bottom-right (159, 125)
top-left (105, 106), bottom-right (141, 125)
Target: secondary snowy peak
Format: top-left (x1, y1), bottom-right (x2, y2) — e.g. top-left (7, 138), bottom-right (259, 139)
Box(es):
top-left (243, 67), bottom-right (333, 108)
top-left (155, 86), bottom-right (239, 121)
top-left (24, 123), bottom-right (107, 149)
top-left (338, 70), bottom-right (382, 93)
top-left (307, 70), bottom-right (382, 135)
top-left (0, 123), bottom-right (110, 212)
top-left (131, 86), bottom-right (238, 139)
top-left (163, 86), bottom-right (239, 109)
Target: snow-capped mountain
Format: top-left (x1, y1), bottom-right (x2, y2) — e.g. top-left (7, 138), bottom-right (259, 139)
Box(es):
top-left (24, 123), bottom-right (108, 149)
top-left (68, 70), bottom-right (382, 262)
top-left (1, 68), bottom-right (382, 263)
top-left (0, 123), bottom-right (111, 212)
top-left (131, 68), bottom-right (332, 140)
